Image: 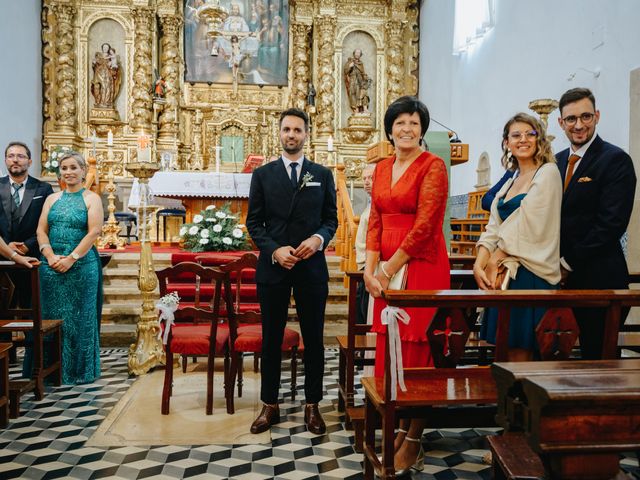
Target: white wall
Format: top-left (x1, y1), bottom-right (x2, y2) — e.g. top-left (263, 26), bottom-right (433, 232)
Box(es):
top-left (0, 1), bottom-right (42, 175)
top-left (420, 0), bottom-right (640, 195)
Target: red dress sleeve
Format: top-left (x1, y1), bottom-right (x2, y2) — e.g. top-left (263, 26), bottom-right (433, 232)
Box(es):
top-left (399, 157), bottom-right (448, 259)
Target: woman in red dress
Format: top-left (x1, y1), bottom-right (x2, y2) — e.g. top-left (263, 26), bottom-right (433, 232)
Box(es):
top-left (364, 96), bottom-right (450, 475)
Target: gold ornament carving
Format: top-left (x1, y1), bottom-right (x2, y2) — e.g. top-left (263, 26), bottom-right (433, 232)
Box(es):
top-left (385, 19), bottom-right (405, 104)
top-left (131, 7), bottom-right (154, 131)
top-left (336, 3), bottom-right (386, 17)
top-left (187, 86), bottom-right (283, 106)
top-left (158, 14), bottom-right (183, 139)
top-left (315, 15), bottom-right (337, 134)
top-left (42, 4), bottom-right (55, 135)
top-left (406, 1), bottom-right (419, 95)
top-left (52, 3), bottom-right (77, 133)
top-left (96, 150), bottom-right (126, 178)
top-left (290, 22), bottom-right (312, 110)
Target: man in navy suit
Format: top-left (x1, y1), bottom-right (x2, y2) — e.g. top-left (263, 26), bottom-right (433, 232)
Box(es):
top-left (247, 108), bottom-right (337, 435)
top-left (556, 88), bottom-right (637, 359)
top-left (1, 142), bottom-right (53, 307)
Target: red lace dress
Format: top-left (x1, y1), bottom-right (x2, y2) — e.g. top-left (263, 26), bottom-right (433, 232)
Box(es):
top-left (366, 151), bottom-right (450, 377)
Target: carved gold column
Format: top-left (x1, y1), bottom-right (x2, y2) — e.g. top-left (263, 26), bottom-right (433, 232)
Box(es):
top-left (314, 15), bottom-right (337, 135)
top-left (290, 22), bottom-right (312, 111)
top-left (385, 19), bottom-right (405, 105)
top-left (406, 1), bottom-right (420, 96)
top-left (42, 3), bottom-right (55, 136)
top-left (52, 3), bottom-right (77, 134)
top-left (131, 7), bottom-right (155, 132)
top-left (158, 14), bottom-right (182, 139)
top-left (127, 161), bottom-right (164, 375)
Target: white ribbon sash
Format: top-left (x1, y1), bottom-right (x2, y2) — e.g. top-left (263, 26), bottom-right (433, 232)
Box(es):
top-left (157, 302), bottom-right (178, 345)
top-left (381, 306), bottom-right (410, 400)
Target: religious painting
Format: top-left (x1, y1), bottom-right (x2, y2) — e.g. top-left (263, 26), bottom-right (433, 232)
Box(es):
top-left (184, 0), bottom-right (289, 86)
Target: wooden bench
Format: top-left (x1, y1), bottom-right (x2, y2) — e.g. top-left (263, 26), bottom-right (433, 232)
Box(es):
top-left (491, 360), bottom-right (640, 479)
top-left (0, 342), bottom-right (11, 428)
top-left (362, 288), bottom-right (640, 479)
top-left (0, 264), bottom-right (62, 418)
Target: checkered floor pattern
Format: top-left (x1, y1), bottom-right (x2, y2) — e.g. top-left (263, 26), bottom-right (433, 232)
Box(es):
top-left (1, 349), bottom-right (638, 479)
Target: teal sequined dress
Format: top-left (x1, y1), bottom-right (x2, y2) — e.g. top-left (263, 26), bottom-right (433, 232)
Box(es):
top-left (40, 189), bottom-right (102, 384)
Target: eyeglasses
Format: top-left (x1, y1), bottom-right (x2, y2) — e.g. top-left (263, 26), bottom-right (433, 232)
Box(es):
top-left (508, 130), bottom-right (538, 141)
top-left (562, 112), bottom-right (595, 126)
top-left (6, 154), bottom-right (29, 160)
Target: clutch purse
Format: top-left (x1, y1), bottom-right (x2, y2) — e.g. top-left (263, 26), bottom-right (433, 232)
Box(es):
top-left (376, 261), bottom-right (409, 290)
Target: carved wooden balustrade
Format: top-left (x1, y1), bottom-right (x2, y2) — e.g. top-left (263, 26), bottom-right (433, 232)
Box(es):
top-left (335, 165), bottom-right (359, 287)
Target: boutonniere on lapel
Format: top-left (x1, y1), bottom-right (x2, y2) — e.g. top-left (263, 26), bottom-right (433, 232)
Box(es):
top-left (577, 176), bottom-right (593, 183)
top-left (298, 172), bottom-right (314, 191)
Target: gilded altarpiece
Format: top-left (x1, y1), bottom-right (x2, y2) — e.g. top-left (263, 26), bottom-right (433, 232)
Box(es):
top-left (41, 0), bottom-right (419, 190)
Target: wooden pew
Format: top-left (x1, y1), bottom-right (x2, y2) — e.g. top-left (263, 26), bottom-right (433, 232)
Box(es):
top-left (362, 288), bottom-right (640, 479)
top-left (0, 343), bottom-right (10, 428)
top-left (490, 359), bottom-right (640, 480)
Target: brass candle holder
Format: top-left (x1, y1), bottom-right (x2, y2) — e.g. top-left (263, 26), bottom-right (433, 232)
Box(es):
top-left (126, 159), bottom-right (164, 375)
top-left (96, 147), bottom-right (125, 249)
top-left (528, 98), bottom-right (559, 130)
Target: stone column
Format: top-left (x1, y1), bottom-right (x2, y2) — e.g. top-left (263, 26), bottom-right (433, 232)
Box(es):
top-left (131, 7), bottom-right (155, 132)
top-left (158, 14), bottom-right (182, 139)
top-left (52, 3), bottom-right (77, 133)
top-left (289, 22), bottom-right (312, 111)
top-left (314, 15), bottom-right (337, 135)
top-left (385, 20), bottom-right (405, 105)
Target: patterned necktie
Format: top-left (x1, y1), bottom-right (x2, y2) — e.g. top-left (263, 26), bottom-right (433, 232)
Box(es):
top-left (563, 154), bottom-right (580, 192)
top-left (12, 183), bottom-right (23, 207)
top-left (290, 162), bottom-right (298, 188)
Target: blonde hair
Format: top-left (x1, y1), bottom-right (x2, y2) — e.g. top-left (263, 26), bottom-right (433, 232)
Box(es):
top-left (501, 113), bottom-right (555, 171)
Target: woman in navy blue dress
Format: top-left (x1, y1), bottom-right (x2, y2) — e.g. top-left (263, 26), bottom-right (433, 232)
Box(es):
top-left (474, 113), bottom-right (562, 361)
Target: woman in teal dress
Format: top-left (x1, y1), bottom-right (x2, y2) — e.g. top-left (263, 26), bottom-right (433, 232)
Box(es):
top-left (474, 113), bottom-right (562, 361)
top-left (37, 151), bottom-right (104, 384)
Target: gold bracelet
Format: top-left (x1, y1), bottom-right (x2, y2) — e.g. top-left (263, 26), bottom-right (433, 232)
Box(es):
top-left (380, 262), bottom-right (392, 279)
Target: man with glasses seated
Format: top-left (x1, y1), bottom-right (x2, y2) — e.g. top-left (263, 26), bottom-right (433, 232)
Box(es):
top-left (0, 142), bottom-right (54, 307)
top-left (556, 88), bottom-right (637, 359)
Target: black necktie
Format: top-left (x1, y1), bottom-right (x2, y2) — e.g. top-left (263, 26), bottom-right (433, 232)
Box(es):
top-left (12, 183), bottom-right (23, 207)
top-left (290, 162), bottom-right (298, 188)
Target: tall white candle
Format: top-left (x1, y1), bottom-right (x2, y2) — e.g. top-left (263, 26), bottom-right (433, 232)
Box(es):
top-left (327, 135), bottom-right (334, 152)
top-left (107, 129), bottom-right (113, 146)
top-left (215, 145), bottom-right (221, 173)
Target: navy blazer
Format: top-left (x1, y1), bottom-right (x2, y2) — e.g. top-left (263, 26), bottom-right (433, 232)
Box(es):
top-left (246, 157), bottom-right (338, 284)
top-left (557, 135), bottom-right (636, 288)
top-left (0, 175), bottom-right (54, 258)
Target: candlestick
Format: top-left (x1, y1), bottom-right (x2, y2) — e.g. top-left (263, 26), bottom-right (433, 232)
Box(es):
top-left (107, 129), bottom-right (113, 146)
top-left (327, 135), bottom-right (334, 152)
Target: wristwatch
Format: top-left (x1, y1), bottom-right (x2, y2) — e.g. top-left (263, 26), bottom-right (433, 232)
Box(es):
top-left (70, 252), bottom-right (80, 260)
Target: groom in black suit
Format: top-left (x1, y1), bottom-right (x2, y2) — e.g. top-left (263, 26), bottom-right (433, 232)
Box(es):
top-left (247, 108), bottom-right (337, 434)
top-left (556, 88), bottom-right (637, 359)
top-left (1, 142), bottom-right (54, 307)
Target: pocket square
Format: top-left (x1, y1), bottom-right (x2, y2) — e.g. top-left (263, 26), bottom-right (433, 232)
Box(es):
top-left (577, 176), bottom-right (592, 183)
top-left (33, 196), bottom-right (43, 199)
top-left (306, 182), bottom-right (321, 187)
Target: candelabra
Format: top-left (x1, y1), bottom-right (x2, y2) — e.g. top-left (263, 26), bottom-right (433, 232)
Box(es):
top-left (96, 147), bottom-right (125, 249)
top-left (528, 98), bottom-right (559, 130)
top-left (126, 159), bottom-right (164, 375)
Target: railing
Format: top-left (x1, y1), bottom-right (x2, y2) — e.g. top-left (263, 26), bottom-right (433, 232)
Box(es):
top-left (335, 165), bottom-right (359, 287)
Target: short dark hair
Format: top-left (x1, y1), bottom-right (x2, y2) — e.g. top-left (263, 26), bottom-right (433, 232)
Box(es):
top-left (279, 108), bottom-right (309, 131)
top-left (5, 141), bottom-right (31, 159)
top-left (383, 96), bottom-right (430, 145)
top-left (559, 87), bottom-right (596, 113)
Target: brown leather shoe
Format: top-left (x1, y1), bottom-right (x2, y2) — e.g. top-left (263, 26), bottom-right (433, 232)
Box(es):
top-left (250, 404), bottom-right (280, 434)
top-left (304, 403), bottom-right (326, 435)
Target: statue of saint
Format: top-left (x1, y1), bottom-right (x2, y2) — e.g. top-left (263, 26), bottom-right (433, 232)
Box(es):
top-left (344, 49), bottom-right (371, 114)
top-left (91, 43), bottom-right (122, 109)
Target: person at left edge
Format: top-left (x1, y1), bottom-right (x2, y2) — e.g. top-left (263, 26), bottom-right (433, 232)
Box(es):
top-left (0, 142), bottom-right (54, 307)
top-left (246, 108), bottom-right (338, 435)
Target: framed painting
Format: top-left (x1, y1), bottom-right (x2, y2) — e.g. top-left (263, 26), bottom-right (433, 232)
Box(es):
top-left (184, 0), bottom-right (289, 86)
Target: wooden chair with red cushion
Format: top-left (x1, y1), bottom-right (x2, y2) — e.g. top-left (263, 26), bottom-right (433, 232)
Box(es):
top-left (156, 262), bottom-right (234, 415)
top-left (220, 253), bottom-right (302, 401)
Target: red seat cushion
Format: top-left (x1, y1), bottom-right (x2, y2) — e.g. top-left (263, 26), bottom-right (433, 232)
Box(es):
top-left (234, 326), bottom-right (299, 352)
top-left (170, 323), bottom-right (229, 355)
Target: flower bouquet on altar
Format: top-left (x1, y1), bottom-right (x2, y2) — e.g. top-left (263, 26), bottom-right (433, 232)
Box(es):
top-left (179, 203), bottom-right (250, 252)
top-left (43, 145), bottom-right (72, 178)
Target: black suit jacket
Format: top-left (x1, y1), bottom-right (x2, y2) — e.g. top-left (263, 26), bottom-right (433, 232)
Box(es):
top-left (0, 175), bottom-right (54, 258)
top-left (557, 135), bottom-right (636, 289)
top-left (246, 157), bottom-right (338, 284)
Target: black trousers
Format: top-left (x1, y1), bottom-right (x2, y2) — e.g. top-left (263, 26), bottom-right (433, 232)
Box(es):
top-left (258, 280), bottom-right (328, 404)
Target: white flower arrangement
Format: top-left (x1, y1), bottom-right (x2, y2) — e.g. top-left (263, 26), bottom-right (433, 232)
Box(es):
top-left (44, 145), bottom-right (72, 177)
top-left (179, 202), bottom-right (250, 252)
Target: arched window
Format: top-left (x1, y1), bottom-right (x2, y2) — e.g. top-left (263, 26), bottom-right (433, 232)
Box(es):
top-left (452, 0), bottom-right (494, 54)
